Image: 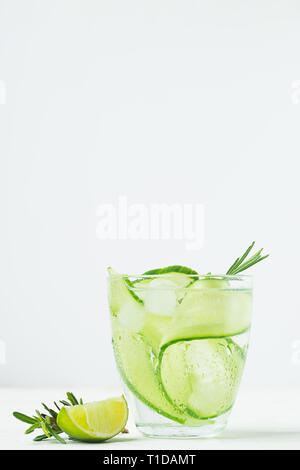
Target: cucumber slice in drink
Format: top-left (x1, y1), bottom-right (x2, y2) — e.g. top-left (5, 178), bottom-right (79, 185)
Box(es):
top-left (159, 338), bottom-right (245, 419)
top-left (108, 268), bottom-right (143, 311)
top-left (112, 320), bottom-right (191, 424)
top-left (142, 265), bottom-right (198, 277)
top-left (161, 283), bottom-right (252, 345)
top-left (108, 268), bottom-right (249, 423)
top-left (156, 279), bottom-right (250, 419)
top-left (141, 312), bottom-right (172, 354)
top-left (108, 268), bottom-right (194, 423)
top-left (108, 268), bottom-right (146, 331)
top-left (133, 271), bottom-right (196, 303)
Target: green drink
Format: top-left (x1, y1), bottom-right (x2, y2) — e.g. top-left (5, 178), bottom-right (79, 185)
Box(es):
top-left (108, 269), bottom-right (252, 437)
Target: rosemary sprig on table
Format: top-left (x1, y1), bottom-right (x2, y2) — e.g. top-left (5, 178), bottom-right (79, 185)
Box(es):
top-left (13, 392), bottom-right (83, 444)
top-left (13, 392), bottom-right (129, 444)
top-left (226, 241), bottom-right (269, 275)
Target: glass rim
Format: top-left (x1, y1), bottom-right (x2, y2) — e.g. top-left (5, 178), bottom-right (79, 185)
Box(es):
top-left (108, 272), bottom-right (252, 282)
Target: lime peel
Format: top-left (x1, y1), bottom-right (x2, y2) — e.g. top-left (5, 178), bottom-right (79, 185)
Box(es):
top-left (57, 395), bottom-right (128, 442)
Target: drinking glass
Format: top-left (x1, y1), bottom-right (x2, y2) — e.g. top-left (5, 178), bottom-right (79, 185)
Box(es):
top-left (108, 272), bottom-right (252, 438)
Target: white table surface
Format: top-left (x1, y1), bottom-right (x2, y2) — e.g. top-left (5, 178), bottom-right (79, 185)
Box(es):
top-left (1, 385), bottom-right (300, 450)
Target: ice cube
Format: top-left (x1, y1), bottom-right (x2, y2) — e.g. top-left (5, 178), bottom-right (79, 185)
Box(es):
top-left (118, 302), bottom-right (146, 332)
top-left (144, 278), bottom-right (177, 317)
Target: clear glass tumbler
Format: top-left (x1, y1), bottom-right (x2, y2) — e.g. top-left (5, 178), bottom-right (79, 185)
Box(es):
top-left (108, 271), bottom-right (252, 438)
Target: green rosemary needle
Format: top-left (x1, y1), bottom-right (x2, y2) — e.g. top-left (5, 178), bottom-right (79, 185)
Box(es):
top-left (226, 241), bottom-right (269, 275)
top-left (13, 392), bottom-right (83, 444)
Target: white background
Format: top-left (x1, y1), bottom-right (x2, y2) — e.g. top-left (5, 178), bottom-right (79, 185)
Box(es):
top-left (1, 0), bottom-right (300, 389)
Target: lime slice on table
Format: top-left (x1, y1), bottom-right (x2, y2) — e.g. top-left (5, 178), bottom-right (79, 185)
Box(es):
top-left (56, 396), bottom-right (128, 442)
top-left (135, 266), bottom-right (197, 304)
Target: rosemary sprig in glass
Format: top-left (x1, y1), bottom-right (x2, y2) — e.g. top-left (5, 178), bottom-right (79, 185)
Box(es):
top-left (226, 241), bottom-right (269, 275)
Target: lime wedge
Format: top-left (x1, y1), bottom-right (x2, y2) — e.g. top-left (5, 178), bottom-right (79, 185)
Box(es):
top-left (56, 396), bottom-right (128, 442)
